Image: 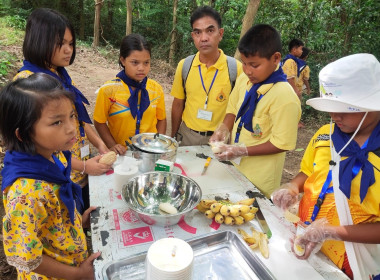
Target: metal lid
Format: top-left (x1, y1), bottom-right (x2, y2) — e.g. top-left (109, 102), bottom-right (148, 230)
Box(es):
top-left (131, 133), bottom-right (178, 154)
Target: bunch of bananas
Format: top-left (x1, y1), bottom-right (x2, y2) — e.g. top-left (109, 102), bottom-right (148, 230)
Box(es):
top-left (196, 198), bottom-right (258, 225)
top-left (238, 227), bottom-right (269, 259)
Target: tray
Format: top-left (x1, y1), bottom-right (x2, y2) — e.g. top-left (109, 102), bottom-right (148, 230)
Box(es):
top-left (102, 230), bottom-right (276, 280)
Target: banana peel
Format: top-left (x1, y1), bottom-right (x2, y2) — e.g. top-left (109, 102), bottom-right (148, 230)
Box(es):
top-left (238, 226), bottom-right (270, 259)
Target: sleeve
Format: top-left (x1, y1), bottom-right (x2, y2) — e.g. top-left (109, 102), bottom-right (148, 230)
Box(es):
top-left (282, 59), bottom-right (297, 79)
top-left (93, 85), bottom-right (112, 123)
top-left (155, 82), bottom-right (166, 120)
top-left (226, 73), bottom-right (246, 116)
top-left (170, 59), bottom-right (186, 99)
top-left (2, 179), bottom-right (48, 272)
top-left (300, 127), bottom-right (325, 176)
top-left (303, 65), bottom-right (310, 80)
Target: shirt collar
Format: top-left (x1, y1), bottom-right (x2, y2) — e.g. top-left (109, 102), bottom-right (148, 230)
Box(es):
top-left (193, 49), bottom-right (227, 70)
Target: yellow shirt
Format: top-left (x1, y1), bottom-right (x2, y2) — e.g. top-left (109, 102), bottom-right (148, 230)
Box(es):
top-left (227, 71), bottom-right (301, 197)
top-left (295, 65), bottom-right (310, 92)
top-left (299, 124), bottom-right (380, 269)
top-left (2, 152), bottom-right (88, 280)
top-left (14, 70), bottom-right (88, 186)
top-left (170, 50), bottom-right (242, 132)
top-left (93, 77), bottom-right (166, 146)
top-left (282, 58), bottom-right (297, 79)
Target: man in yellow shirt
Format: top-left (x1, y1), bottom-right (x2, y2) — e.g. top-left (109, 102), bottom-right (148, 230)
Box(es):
top-left (170, 6), bottom-right (242, 146)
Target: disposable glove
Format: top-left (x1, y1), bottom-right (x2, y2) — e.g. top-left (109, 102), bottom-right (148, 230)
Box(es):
top-left (292, 218), bottom-right (339, 259)
top-left (209, 123), bottom-right (230, 144)
top-left (214, 143), bottom-right (248, 161)
top-left (272, 182), bottom-right (299, 211)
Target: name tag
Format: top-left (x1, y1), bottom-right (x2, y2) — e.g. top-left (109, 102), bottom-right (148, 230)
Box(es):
top-left (80, 144), bottom-right (90, 159)
top-left (197, 109), bottom-right (212, 121)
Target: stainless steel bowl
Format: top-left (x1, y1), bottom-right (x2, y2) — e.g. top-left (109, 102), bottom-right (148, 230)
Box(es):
top-left (121, 172), bottom-right (202, 226)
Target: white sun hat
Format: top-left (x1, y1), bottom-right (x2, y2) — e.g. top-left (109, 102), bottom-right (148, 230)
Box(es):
top-left (306, 53), bottom-right (380, 112)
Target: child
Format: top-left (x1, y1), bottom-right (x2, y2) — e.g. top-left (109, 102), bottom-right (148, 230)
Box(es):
top-left (209, 24), bottom-right (301, 198)
top-left (93, 34), bottom-right (166, 155)
top-left (295, 47), bottom-right (311, 95)
top-left (0, 73), bottom-right (101, 280)
top-left (282, 38), bottom-right (305, 98)
top-left (272, 54), bottom-right (380, 280)
top-left (15, 8), bottom-right (111, 213)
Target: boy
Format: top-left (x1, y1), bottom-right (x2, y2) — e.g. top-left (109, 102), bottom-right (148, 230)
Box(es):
top-left (282, 38), bottom-right (305, 98)
top-left (210, 24), bottom-right (301, 197)
top-left (295, 47), bottom-right (311, 95)
top-left (170, 6), bottom-right (242, 146)
top-left (272, 54), bottom-right (380, 280)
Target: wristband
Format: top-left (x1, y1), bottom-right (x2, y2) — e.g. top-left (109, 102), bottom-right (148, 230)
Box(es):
top-left (80, 160), bottom-right (86, 175)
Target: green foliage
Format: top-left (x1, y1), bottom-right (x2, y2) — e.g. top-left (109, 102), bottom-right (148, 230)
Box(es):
top-left (0, 16), bottom-right (25, 45)
top-left (0, 51), bottom-right (16, 85)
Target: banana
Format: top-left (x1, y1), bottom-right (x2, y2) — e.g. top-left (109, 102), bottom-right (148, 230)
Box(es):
top-left (199, 199), bottom-right (217, 209)
top-left (259, 233), bottom-right (269, 259)
top-left (229, 205), bottom-right (241, 217)
top-left (236, 198), bottom-right (255, 206)
top-left (293, 237), bottom-right (306, 256)
top-left (210, 202), bottom-right (222, 213)
top-left (238, 205), bottom-right (252, 215)
top-left (220, 205), bottom-right (231, 216)
top-left (215, 213), bottom-right (224, 224)
top-left (241, 212), bottom-right (255, 222)
top-left (234, 216), bottom-right (245, 225)
top-left (224, 216), bottom-right (235, 225)
top-left (250, 206), bottom-right (259, 214)
top-left (249, 243), bottom-right (259, 249)
top-left (205, 210), bottom-right (216, 219)
top-left (284, 209), bottom-right (301, 223)
top-left (196, 204), bottom-right (209, 213)
top-left (237, 228), bottom-right (250, 239)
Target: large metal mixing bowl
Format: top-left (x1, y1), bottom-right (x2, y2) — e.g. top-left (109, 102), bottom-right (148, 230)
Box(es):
top-left (122, 172), bottom-right (202, 226)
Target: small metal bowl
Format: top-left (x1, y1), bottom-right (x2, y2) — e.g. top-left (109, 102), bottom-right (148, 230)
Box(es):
top-left (121, 172), bottom-right (202, 226)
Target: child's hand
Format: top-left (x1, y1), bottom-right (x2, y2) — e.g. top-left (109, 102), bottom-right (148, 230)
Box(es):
top-left (272, 182), bottom-right (299, 211)
top-left (214, 144), bottom-right (248, 161)
top-left (82, 206), bottom-right (97, 229)
top-left (110, 144), bottom-right (127, 155)
top-left (76, 251), bottom-right (101, 280)
top-left (85, 155), bottom-right (112, 175)
top-left (292, 219), bottom-right (339, 259)
top-left (209, 123), bottom-right (230, 143)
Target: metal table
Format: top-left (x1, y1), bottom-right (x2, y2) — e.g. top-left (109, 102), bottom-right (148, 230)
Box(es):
top-left (89, 145), bottom-right (349, 280)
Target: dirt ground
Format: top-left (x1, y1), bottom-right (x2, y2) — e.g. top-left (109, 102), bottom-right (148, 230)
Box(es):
top-left (0, 46), bottom-right (317, 279)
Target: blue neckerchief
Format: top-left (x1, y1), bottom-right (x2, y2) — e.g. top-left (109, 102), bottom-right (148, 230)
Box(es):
top-left (19, 60), bottom-right (92, 125)
top-left (116, 70), bottom-right (150, 119)
top-left (1, 150), bottom-right (83, 224)
top-left (282, 54), bottom-right (306, 77)
top-left (331, 121), bottom-right (380, 202)
top-left (235, 67), bottom-right (287, 134)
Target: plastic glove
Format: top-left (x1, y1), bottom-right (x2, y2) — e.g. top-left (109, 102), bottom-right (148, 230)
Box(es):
top-left (209, 123), bottom-right (230, 144)
top-left (292, 218), bottom-right (339, 259)
top-left (272, 182), bottom-right (299, 211)
top-left (214, 143), bottom-right (248, 161)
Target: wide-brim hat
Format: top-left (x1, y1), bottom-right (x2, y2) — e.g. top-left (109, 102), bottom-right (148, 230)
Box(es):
top-left (306, 53), bottom-right (380, 112)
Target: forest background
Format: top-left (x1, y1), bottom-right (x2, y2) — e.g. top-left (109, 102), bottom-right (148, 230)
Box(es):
top-left (0, 0), bottom-right (380, 279)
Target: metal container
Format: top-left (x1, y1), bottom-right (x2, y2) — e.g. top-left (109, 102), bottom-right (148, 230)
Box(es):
top-left (131, 133), bottom-right (178, 172)
top-left (102, 230), bottom-right (276, 280)
top-left (121, 171), bottom-right (202, 227)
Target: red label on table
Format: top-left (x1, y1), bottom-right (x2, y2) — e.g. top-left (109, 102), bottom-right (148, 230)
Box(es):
top-left (113, 209), bottom-right (120, 230)
top-left (121, 209), bottom-right (140, 224)
top-left (121, 226), bottom-right (154, 246)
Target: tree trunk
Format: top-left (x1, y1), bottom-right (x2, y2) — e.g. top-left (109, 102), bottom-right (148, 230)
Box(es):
top-left (92, 0), bottom-right (103, 47)
top-left (209, 0), bottom-right (216, 7)
top-left (79, 0), bottom-right (85, 40)
top-left (126, 0), bottom-right (133, 35)
top-left (168, 0), bottom-right (178, 65)
top-left (234, 0), bottom-right (261, 59)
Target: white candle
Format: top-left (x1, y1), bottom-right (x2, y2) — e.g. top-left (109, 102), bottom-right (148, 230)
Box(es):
top-left (147, 238), bottom-right (193, 272)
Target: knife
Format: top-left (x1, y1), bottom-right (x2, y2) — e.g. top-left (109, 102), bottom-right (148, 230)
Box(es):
top-left (201, 157), bottom-right (211, 175)
top-left (247, 190), bottom-right (272, 239)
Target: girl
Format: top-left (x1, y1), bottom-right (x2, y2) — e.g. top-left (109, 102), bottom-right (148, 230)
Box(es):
top-left (0, 73), bottom-right (100, 280)
top-left (93, 34), bottom-right (167, 155)
top-left (15, 8), bottom-right (111, 213)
